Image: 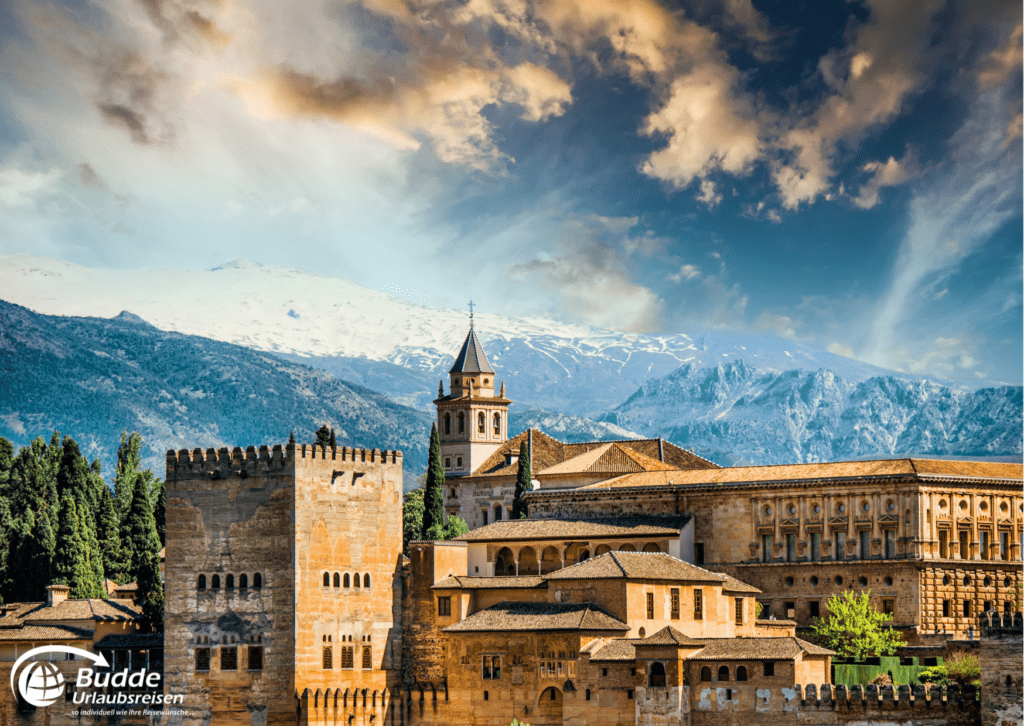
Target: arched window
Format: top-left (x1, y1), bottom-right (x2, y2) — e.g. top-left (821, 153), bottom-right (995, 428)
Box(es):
top-left (444, 413), bottom-right (451, 435)
top-left (578, 549), bottom-right (590, 562)
top-left (323, 572), bottom-right (330, 587)
top-left (718, 666), bottom-right (730, 681)
top-left (197, 575), bottom-right (206, 590)
top-left (642, 542), bottom-right (661, 553)
top-left (323, 647), bottom-right (333, 670)
top-left (239, 574), bottom-right (248, 589)
top-left (343, 573), bottom-right (351, 588)
top-left (493, 413), bottom-right (500, 435)
top-left (226, 574), bottom-right (234, 589)
top-left (457, 412), bottom-right (465, 433)
top-left (253, 573), bottom-right (262, 588)
top-left (354, 573), bottom-right (361, 588)
top-left (649, 662), bottom-right (666, 687)
top-left (363, 574), bottom-right (371, 588)
top-left (333, 573), bottom-right (340, 588)
top-left (478, 412), bottom-right (485, 433)
top-left (737, 666), bottom-right (748, 681)
top-left (362, 646), bottom-right (372, 670)
top-left (211, 575), bottom-right (220, 589)
top-left (700, 667), bottom-right (712, 682)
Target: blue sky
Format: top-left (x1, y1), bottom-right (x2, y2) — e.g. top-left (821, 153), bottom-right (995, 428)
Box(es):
top-left (0, 0), bottom-right (1020, 384)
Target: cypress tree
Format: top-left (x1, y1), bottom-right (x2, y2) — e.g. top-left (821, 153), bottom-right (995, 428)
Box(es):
top-left (0, 436), bottom-right (13, 492)
top-left (421, 424), bottom-right (446, 538)
top-left (113, 431), bottom-right (143, 519)
top-left (511, 440), bottom-right (532, 520)
top-left (328, 428), bottom-right (337, 451)
top-left (137, 547), bottom-right (164, 633)
top-left (122, 474), bottom-right (161, 585)
top-left (0, 499), bottom-right (13, 602)
top-left (98, 486), bottom-right (128, 583)
top-left (28, 509), bottom-right (56, 600)
top-left (57, 437), bottom-right (95, 513)
top-left (152, 479), bottom-right (166, 547)
top-left (315, 425), bottom-right (331, 448)
top-left (53, 494), bottom-right (95, 599)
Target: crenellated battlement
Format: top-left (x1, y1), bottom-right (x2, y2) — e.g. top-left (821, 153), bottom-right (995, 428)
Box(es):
top-left (796, 682), bottom-right (978, 711)
top-left (165, 442), bottom-right (403, 481)
top-left (979, 611), bottom-right (1023, 639)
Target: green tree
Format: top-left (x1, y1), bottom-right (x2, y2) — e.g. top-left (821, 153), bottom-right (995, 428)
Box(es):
top-left (121, 473), bottom-right (162, 585)
top-left (52, 494), bottom-right (100, 599)
top-left (97, 486), bottom-right (128, 583)
top-left (0, 436), bottom-right (14, 492)
top-left (113, 431), bottom-right (144, 519)
top-left (809, 590), bottom-right (904, 660)
top-left (21, 510), bottom-right (56, 602)
top-left (315, 425), bottom-right (332, 448)
top-left (328, 428), bottom-right (337, 450)
top-left (403, 488), bottom-right (425, 555)
top-left (511, 440), bottom-right (532, 520)
top-left (152, 479), bottom-right (166, 547)
top-left (136, 547), bottom-right (164, 633)
top-left (421, 424), bottom-right (446, 538)
top-left (919, 653), bottom-right (980, 688)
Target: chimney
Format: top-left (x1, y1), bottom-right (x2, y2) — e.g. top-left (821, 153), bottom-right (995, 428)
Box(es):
top-left (46, 584), bottom-right (71, 607)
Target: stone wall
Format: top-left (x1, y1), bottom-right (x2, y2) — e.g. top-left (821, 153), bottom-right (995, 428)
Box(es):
top-left (979, 613), bottom-right (1023, 726)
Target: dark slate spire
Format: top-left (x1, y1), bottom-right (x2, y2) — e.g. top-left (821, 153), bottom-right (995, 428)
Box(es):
top-left (449, 327), bottom-right (494, 374)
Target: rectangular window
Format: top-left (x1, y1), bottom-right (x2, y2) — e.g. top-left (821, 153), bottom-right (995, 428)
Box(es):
top-left (693, 589), bottom-right (703, 620)
top-left (980, 531), bottom-right (990, 560)
top-left (759, 601), bottom-right (771, 619)
top-left (762, 534), bottom-right (773, 562)
top-left (984, 600), bottom-right (993, 613)
top-left (883, 599), bottom-right (894, 615)
top-left (323, 647), bottom-right (333, 670)
top-left (482, 510), bottom-right (488, 525)
top-left (786, 533), bottom-right (796, 562)
top-left (810, 532), bottom-right (821, 562)
top-left (362, 647), bottom-right (372, 670)
top-left (735, 598), bottom-right (743, 625)
top-left (567, 661), bottom-right (576, 677)
top-left (764, 662), bottom-right (774, 677)
top-left (602, 668), bottom-right (608, 677)
top-left (671, 588), bottom-right (680, 619)
top-left (221, 647), bottom-right (238, 671)
top-left (785, 601), bottom-right (795, 619)
top-left (942, 600), bottom-right (950, 618)
top-left (963, 600), bottom-right (971, 618)
top-left (835, 532), bottom-right (846, 560)
top-left (646, 592), bottom-right (654, 619)
top-left (248, 646), bottom-right (263, 671)
top-left (456, 456), bottom-right (463, 468)
top-left (959, 531), bottom-right (970, 560)
top-left (884, 529), bottom-right (896, 559)
top-left (809, 601), bottom-right (819, 618)
top-left (627, 689), bottom-right (634, 700)
top-left (695, 543), bottom-right (705, 564)
top-left (444, 457), bottom-right (451, 468)
top-left (342, 647), bottom-right (354, 670)
top-left (939, 530), bottom-right (949, 559)
top-left (1001, 532), bottom-right (1009, 560)
top-left (438, 597), bottom-right (451, 616)
top-left (195, 648), bottom-right (210, 672)
top-left (859, 530), bottom-right (871, 560)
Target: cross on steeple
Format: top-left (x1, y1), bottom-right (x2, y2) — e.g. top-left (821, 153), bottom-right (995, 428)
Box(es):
top-left (468, 300), bottom-right (475, 328)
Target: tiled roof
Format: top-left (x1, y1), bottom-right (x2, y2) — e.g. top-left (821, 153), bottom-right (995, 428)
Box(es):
top-left (443, 601), bottom-right (629, 633)
top-left (588, 639), bottom-right (640, 661)
top-left (688, 637), bottom-right (834, 660)
top-left (0, 624), bottom-right (94, 641)
top-left (537, 443), bottom-right (676, 476)
top-left (469, 431), bottom-right (719, 478)
top-left (18, 599), bottom-right (142, 623)
top-left (718, 574), bottom-right (762, 594)
top-left (543, 551), bottom-right (726, 583)
top-left (636, 626), bottom-right (699, 646)
top-left (433, 575), bottom-right (547, 590)
top-left (94, 633), bottom-right (164, 649)
top-left (449, 328), bottom-right (494, 374)
top-left (580, 459), bottom-right (1023, 490)
top-left (455, 516), bottom-right (690, 542)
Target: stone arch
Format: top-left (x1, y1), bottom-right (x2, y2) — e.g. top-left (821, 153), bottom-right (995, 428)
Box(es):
top-left (737, 666), bottom-right (748, 681)
top-left (519, 546), bottom-right (538, 574)
top-left (343, 573), bottom-right (350, 588)
top-left (444, 413), bottom-right (451, 435)
top-left (700, 667), bottom-right (712, 681)
top-left (493, 412), bottom-right (501, 435)
top-left (457, 412), bottom-right (465, 434)
top-left (649, 661), bottom-right (666, 687)
top-left (619, 543), bottom-right (637, 552)
top-left (239, 573), bottom-right (248, 589)
top-left (197, 574), bottom-right (206, 590)
top-left (594, 544), bottom-right (612, 556)
top-left (495, 547), bottom-right (515, 576)
top-left (540, 546), bottom-right (561, 575)
top-left (535, 687), bottom-right (563, 724)
top-left (718, 666), bottom-right (730, 681)
top-left (333, 572), bottom-right (340, 588)
top-left (364, 573), bottom-right (371, 588)
top-left (642, 542), bottom-right (661, 553)
top-left (478, 411), bottom-right (486, 434)
top-left (578, 549), bottom-right (590, 562)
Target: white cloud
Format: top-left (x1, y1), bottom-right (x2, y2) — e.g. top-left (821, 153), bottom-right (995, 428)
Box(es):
top-left (0, 166), bottom-right (62, 207)
top-left (668, 264), bottom-right (701, 282)
top-left (695, 179), bottom-right (723, 208)
top-left (827, 342), bottom-right (854, 357)
top-left (851, 151), bottom-right (917, 209)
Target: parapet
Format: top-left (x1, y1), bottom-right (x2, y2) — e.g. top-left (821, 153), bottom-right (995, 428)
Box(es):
top-left (979, 611), bottom-right (1023, 639)
top-left (165, 442), bottom-right (402, 481)
top-left (797, 682), bottom-right (977, 713)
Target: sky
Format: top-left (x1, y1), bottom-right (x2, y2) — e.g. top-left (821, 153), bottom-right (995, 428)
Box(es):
top-left (0, 0), bottom-right (1020, 385)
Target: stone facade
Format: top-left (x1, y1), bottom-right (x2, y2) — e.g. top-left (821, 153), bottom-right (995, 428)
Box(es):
top-left (979, 612), bottom-right (1023, 726)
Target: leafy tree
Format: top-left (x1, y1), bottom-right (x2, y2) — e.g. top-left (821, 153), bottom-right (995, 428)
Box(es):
top-left (511, 440), bottom-right (532, 520)
top-left (445, 515), bottom-right (468, 539)
top-left (403, 488), bottom-right (424, 555)
top-left (113, 431), bottom-right (144, 519)
top-left (421, 424), bottom-right (446, 538)
top-left (918, 653), bottom-right (980, 688)
top-left (315, 425), bottom-right (332, 448)
top-left (52, 493), bottom-right (101, 599)
top-left (809, 590), bottom-right (904, 660)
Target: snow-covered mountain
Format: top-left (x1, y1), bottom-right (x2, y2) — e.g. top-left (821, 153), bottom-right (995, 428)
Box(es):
top-left (601, 361), bottom-right (1023, 465)
top-left (0, 255), bottom-right (965, 416)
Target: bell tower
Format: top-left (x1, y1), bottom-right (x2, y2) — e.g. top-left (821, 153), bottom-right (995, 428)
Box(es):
top-left (435, 311), bottom-right (510, 476)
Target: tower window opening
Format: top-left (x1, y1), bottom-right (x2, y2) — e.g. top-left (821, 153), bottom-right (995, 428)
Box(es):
top-left (444, 414), bottom-right (451, 435)
top-left (478, 412), bottom-right (485, 434)
top-left (457, 413), bottom-right (465, 434)
top-left (493, 413), bottom-right (500, 435)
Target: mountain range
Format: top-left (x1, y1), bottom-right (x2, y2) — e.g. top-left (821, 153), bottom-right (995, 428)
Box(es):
top-left (0, 255), bottom-right (1020, 481)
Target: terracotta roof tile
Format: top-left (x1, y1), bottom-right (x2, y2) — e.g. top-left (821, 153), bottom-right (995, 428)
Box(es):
top-left (432, 575), bottom-right (547, 590)
top-left (94, 633), bottom-right (163, 649)
top-left (718, 574), bottom-right (762, 594)
top-left (543, 551), bottom-right (726, 583)
top-left (455, 516), bottom-right (690, 542)
top-left (443, 601), bottom-right (629, 633)
top-left (20, 599), bottom-right (142, 623)
top-left (0, 624), bottom-right (94, 641)
top-left (688, 637), bottom-right (835, 660)
top-left (636, 626), bottom-right (699, 646)
top-left (537, 443), bottom-right (676, 477)
top-left (589, 639), bottom-right (640, 661)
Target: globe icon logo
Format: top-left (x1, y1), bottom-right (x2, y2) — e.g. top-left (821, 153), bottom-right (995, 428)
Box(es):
top-left (17, 660), bottom-right (65, 707)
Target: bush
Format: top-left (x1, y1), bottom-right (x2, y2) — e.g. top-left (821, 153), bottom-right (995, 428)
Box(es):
top-left (918, 654), bottom-right (980, 689)
top-left (868, 672), bottom-right (892, 687)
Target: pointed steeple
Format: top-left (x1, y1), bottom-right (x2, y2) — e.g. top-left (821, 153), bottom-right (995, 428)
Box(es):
top-left (449, 327), bottom-right (494, 375)
top-left (500, 380), bottom-right (505, 398)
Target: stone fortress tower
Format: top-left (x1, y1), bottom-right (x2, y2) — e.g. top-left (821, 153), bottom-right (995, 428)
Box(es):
top-left (434, 316), bottom-right (510, 477)
top-left (163, 440), bottom-right (404, 726)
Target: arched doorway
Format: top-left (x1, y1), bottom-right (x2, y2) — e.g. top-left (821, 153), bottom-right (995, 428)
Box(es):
top-left (519, 547), bottom-right (538, 575)
top-left (642, 542), bottom-right (661, 553)
top-left (649, 662), bottom-right (666, 687)
top-left (494, 547), bottom-right (515, 576)
top-left (540, 546), bottom-right (561, 575)
top-left (535, 687), bottom-right (563, 725)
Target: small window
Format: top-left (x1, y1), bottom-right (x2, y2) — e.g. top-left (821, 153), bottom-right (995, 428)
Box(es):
top-left (963, 600), bottom-right (971, 617)
top-left (764, 661), bottom-right (774, 677)
top-left (883, 599), bottom-right (894, 615)
top-left (809, 601), bottom-right (820, 618)
top-left (627, 689), bottom-right (634, 700)
top-left (718, 666), bottom-right (729, 681)
top-left (444, 413), bottom-right (451, 435)
top-left (195, 648), bottom-right (211, 671)
top-left (198, 575), bottom-right (207, 590)
top-left (253, 573), bottom-right (262, 588)
top-left (457, 413), bottom-right (464, 434)
top-left (445, 457), bottom-right (451, 468)
top-left (342, 646), bottom-right (354, 669)
top-left (221, 647), bottom-right (238, 671)
top-left (344, 573), bottom-right (350, 588)
top-left (735, 598), bottom-right (744, 625)
top-left (671, 588), bottom-right (680, 619)
top-left (334, 573), bottom-right (341, 588)
top-left (737, 666), bottom-right (747, 681)
top-left (364, 574), bottom-right (371, 588)
top-left (647, 592), bottom-right (655, 619)
top-left (483, 691), bottom-right (488, 701)
top-left (456, 456), bottom-right (463, 468)
top-left (700, 667), bottom-right (711, 682)
top-left (942, 600), bottom-right (950, 617)
top-left (585, 689), bottom-right (591, 701)
top-left (478, 412), bottom-right (485, 434)
top-left (362, 647), bottom-right (372, 670)
top-left (226, 574), bottom-right (234, 589)
top-left (323, 647), bottom-right (333, 669)
top-left (694, 589), bottom-right (703, 620)
top-left (248, 646), bottom-right (263, 671)
top-left (602, 668), bottom-right (608, 677)
top-left (438, 597), bottom-right (451, 617)
top-left (483, 655), bottom-right (501, 679)
top-left (493, 413), bottom-right (501, 435)
top-left (211, 575), bottom-right (221, 589)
